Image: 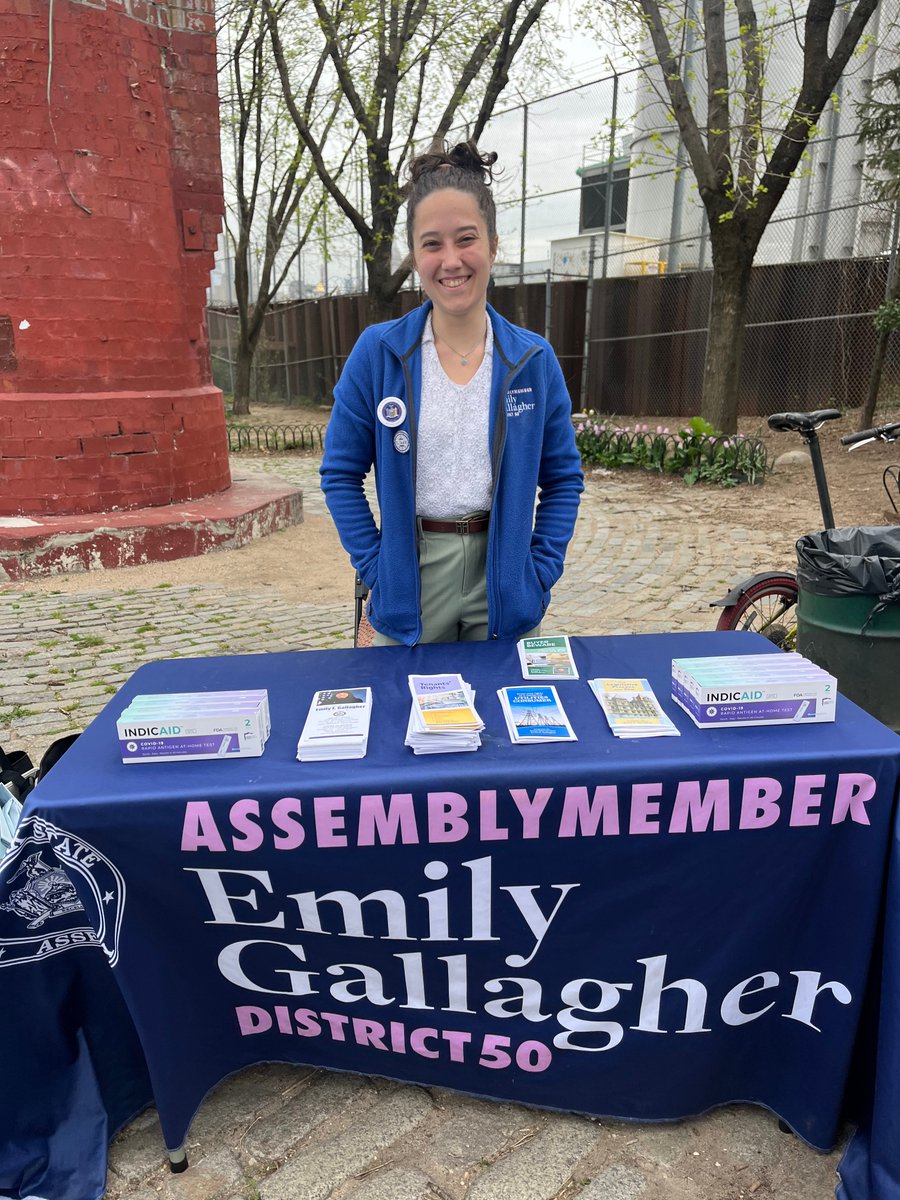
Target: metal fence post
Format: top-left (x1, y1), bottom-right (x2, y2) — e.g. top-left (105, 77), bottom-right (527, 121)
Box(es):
top-left (579, 236), bottom-right (597, 412)
top-left (282, 309), bottom-right (291, 404)
top-left (602, 71), bottom-right (618, 280)
top-left (520, 103), bottom-right (528, 285)
top-left (224, 313), bottom-right (235, 397)
top-left (544, 269), bottom-right (552, 343)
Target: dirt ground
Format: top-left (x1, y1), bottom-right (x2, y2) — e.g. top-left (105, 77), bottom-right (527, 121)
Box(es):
top-left (226, 400), bottom-right (900, 533)
top-left (671, 411), bottom-right (900, 531)
top-left (8, 406), bottom-right (900, 601)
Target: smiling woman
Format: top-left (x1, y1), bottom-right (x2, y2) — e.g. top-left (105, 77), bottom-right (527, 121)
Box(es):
top-left (319, 140), bottom-right (584, 648)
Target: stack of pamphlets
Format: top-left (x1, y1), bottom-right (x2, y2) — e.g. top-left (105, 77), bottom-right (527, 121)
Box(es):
top-left (405, 674), bottom-right (483, 754)
top-left (497, 685), bottom-right (577, 743)
top-left (297, 687), bottom-right (372, 761)
top-left (672, 653), bottom-right (837, 727)
top-left (589, 678), bottom-right (680, 738)
top-left (517, 635), bottom-right (579, 680)
top-left (117, 690), bottom-right (270, 762)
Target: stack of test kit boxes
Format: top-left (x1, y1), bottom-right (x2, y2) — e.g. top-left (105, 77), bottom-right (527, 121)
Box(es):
top-left (671, 654), bottom-right (837, 728)
top-left (117, 690), bottom-right (270, 762)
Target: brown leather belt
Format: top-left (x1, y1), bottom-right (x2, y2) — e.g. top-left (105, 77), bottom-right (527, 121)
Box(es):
top-left (419, 516), bottom-right (490, 535)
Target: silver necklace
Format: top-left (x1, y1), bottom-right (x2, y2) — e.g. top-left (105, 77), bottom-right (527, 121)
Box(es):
top-left (437, 321), bottom-right (487, 366)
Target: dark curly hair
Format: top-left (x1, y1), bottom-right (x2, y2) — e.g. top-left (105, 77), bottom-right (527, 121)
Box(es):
top-left (406, 140), bottom-right (499, 252)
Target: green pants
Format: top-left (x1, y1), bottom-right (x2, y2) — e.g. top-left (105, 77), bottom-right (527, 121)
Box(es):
top-left (373, 526), bottom-right (542, 646)
top-left (373, 527), bottom-right (488, 646)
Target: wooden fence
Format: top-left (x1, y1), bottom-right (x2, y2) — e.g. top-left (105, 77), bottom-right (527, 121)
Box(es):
top-left (208, 256), bottom-right (897, 419)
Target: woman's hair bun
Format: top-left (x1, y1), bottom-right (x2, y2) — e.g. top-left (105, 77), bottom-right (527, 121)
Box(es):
top-left (409, 139), bottom-right (498, 186)
top-left (405, 138), bottom-right (499, 249)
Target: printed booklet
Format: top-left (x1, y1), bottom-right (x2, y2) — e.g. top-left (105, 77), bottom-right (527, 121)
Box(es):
top-left (497, 685), bottom-right (577, 743)
top-left (517, 635), bottom-right (579, 680)
top-left (588, 677), bottom-right (680, 738)
top-left (406, 674), bottom-right (483, 754)
top-left (296, 687), bottom-right (372, 761)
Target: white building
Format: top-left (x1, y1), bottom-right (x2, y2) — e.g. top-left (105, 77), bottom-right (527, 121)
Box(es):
top-left (552, 0), bottom-right (895, 279)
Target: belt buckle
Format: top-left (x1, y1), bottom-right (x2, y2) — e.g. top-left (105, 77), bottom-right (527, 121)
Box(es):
top-left (455, 518), bottom-right (470, 535)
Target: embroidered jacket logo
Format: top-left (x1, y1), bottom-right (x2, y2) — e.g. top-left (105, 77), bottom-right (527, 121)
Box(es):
top-left (506, 387), bottom-right (535, 417)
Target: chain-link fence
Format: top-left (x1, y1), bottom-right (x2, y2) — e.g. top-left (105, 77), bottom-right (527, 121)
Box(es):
top-left (209, 244), bottom-right (899, 422)
top-left (585, 254), bottom-right (897, 418)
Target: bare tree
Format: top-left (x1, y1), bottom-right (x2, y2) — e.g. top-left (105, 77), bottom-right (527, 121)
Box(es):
top-left (610, 0), bottom-right (881, 433)
top-left (856, 63), bottom-right (900, 430)
top-left (220, 0), bottom-right (348, 415)
top-left (265, 0), bottom-right (555, 323)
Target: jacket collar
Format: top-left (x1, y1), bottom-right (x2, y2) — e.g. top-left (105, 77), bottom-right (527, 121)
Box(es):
top-left (380, 301), bottom-right (542, 370)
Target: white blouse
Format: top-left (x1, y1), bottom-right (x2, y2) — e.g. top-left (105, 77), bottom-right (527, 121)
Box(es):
top-left (415, 314), bottom-right (494, 519)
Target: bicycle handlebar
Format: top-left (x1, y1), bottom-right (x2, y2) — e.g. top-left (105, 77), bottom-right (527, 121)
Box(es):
top-left (840, 421), bottom-right (900, 447)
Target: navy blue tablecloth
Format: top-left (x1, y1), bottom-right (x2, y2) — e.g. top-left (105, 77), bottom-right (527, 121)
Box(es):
top-left (3, 632), bottom-right (899, 1200)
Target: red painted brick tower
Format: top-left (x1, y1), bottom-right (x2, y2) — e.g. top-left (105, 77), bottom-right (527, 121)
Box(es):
top-left (0, 0), bottom-right (299, 577)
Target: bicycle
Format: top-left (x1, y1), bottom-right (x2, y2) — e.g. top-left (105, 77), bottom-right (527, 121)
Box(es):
top-left (710, 408), bottom-right (900, 647)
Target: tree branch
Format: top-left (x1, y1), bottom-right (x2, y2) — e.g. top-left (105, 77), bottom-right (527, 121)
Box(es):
top-left (703, 0), bottom-right (731, 182)
top-left (432, 8), bottom-right (506, 139)
top-left (264, 0), bottom-right (371, 242)
top-left (637, 0), bottom-right (717, 195)
top-left (751, 0), bottom-right (879, 233)
top-left (309, 0), bottom-right (376, 142)
top-left (733, 0), bottom-right (762, 197)
top-left (472, 0), bottom-right (552, 142)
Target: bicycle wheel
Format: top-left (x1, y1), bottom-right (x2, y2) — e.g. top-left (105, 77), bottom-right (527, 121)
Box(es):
top-left (715, 575), bottom-right (799, 649)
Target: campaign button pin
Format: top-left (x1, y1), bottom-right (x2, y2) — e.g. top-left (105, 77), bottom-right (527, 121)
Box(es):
top-left (377, 397), bottom-right (406, 427)
top-left (393, 430), bottom-right (410, 453)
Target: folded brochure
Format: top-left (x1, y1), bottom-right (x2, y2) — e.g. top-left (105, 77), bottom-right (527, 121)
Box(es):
top-left (406, 674), bottom-right (483, 753)
top-left (497, 685), bottom-right (576, 743)
top-left (588, 677), bottom-right (679, 738)
top-left (297, 687), bottom-right (372, 760)
top-left (517, 634), bottom-right (579, 680)
top-left (408, 674), bottom-right (483, 731)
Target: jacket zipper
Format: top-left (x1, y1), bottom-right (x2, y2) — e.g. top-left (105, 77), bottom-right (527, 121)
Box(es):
top-left (487, 345), bottom-right (540, 638)
top-left (401, 353), bottom-right (423, 644)
top-left (388, 311), bottom-right (542, 644)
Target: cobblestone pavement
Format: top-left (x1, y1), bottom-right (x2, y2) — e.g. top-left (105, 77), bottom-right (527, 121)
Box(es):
top-left (0, 456), bottom-right (842, 1200)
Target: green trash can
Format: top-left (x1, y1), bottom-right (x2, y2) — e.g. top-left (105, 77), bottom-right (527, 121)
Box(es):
top-left (796, 526), bottom-right (900, 733)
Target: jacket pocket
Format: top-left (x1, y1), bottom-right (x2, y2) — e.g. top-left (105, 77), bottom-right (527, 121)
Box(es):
top-left (522, 554), bottom-right (550, 620)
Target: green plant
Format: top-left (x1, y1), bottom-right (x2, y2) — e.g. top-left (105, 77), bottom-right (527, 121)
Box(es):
top-left (874, 297), bottom-right (900, 336)
top-left (574, 414), bottom-right (767, 487)
top-left (0, 705), bottom-right (37, 726)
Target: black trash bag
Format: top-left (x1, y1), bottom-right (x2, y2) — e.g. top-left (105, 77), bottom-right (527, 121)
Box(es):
top-left (0, 734), bottom-right (79, 804)
top-left (796, 525), bottom-right (900, 628)
top-left (0, 745), bottom-right (35, 803)
top-left (35, 733), bottom-right (80, 784)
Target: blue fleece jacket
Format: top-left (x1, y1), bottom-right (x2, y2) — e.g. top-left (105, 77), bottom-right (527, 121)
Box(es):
top-left (320, 302), bottom-right (584, 645)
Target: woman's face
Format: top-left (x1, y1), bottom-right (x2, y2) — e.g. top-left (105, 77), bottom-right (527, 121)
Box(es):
top-left (411, 189), bottom-right (497, 323)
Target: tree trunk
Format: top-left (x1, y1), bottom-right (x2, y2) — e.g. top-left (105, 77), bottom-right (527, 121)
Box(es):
top-left (232, 344), bottom-right (253, 417)
top-left (232, 244), bottom-right (253, 416)
top-left (367, 285), bottom-right (396, 325)
top-left (859, 327), bottom-right (892, 432)
top-left (701, 244), bottom-right (755, 434)
top-left (365, 232), bottom-right (401, 325)
top-left (858, 241), bottom-right (900, 430)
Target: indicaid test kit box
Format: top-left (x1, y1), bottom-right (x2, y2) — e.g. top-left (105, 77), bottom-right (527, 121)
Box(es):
top-left (672, 654), bottom-right (837, 727)
top-left (117, 690), bottom-right (269, 761)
